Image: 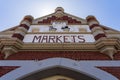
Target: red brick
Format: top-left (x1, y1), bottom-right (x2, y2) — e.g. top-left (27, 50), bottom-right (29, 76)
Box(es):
top-left (114, 51), bottom-right (120, 60)
top-left (0, 66), bottom-right (19, 77)
top-left (6, 51), bottom-right (110, 60)
top-left (97, 67), bottom-right (120, 79)
top-left (0, 53), bottom-right (4, 60)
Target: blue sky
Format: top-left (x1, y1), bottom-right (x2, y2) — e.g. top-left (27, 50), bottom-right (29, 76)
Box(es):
top-left (0, 0), bottom-right (120, 31)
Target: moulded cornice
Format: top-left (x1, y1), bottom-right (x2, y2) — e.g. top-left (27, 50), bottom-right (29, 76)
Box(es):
top-left (21, 43), bottom-right (97, 51)
top-left (1, 38), bottom-right (119, 51)
top-left (95, 38), bottom-right (120, 50)
top-left (0, 38), bottom-right (23, 50)
top-left (1, 46), bottom-right (18, 59)
top-left (95, 38), bottom-right (120, 59)
top-left (0, 38), bottom-right (23, 59)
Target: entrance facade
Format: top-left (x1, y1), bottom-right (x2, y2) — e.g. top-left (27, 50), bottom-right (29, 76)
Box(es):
top-left (0, 7), bottom-right (120, 80)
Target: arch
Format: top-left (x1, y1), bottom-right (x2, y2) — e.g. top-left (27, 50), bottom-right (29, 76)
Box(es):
top-left (17, 66), bottom-right (97, 80)
top-left (0, 58), bottom-right (118, 80)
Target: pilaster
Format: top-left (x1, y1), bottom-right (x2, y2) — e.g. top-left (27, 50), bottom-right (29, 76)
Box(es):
top-left (86, 15), bottom-right (106, 40)
top-left (86, 16), bottom-right (120, 59)
top-left (12, 15), bottom-right (34, 41)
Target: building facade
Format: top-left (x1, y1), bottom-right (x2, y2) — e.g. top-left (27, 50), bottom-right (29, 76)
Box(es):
top-left (0, 7), bottom-right (120, 80)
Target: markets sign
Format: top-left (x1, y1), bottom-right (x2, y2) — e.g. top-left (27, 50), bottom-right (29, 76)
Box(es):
top-left (23, 34), bottom-right (95, 43)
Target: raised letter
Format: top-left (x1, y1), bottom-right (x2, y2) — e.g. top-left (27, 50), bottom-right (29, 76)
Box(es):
top-left (63, 36), bottom-right (70, 43)
top-left (56, 36), bottom-right (62, 43)
top-left (48, 36), bottom-right (56, 43)
top-left (71, 35), bottom-right (76, 43)
top-left (41, 36), bottom-right (48, 43)
top-left (78, 35), bottom-right (85, 43)
top-left (32, 35), bottom-right (42, 43)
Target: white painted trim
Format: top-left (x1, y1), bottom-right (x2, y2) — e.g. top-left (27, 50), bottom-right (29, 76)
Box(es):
top-left (0, 58), bottom-right (119, 80)
top-left (88, 21), bottom-right (98, 26)
top-left (14, 31), bottom-right (26, 36)
top-left (17, 27), bottom-right (28, 33)
top-left (91, 27), bottom-right (103, 32)
top-left (93, 30), bottom-right (104, 37)
top-left (21, 21), bottom-right (31, 27)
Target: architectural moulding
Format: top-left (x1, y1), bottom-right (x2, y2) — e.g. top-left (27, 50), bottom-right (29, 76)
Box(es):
top-left (0, 38), bottom-right (23, 59)
top-left (0, 58), bottom-right (119, 80)
top-left (95, 38), bottom-right (120, 59)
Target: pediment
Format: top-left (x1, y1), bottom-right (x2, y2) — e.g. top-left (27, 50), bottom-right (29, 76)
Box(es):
top-left (33, 7), bottom-right (87, 25)
top-left (0, 7), bottom-right (119, 34)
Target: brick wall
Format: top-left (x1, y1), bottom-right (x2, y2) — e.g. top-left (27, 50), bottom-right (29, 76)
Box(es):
top-left (114, 51), bottom-right (120, 60)
top-left (0, 52), bottom-right (4, 60)
top-left (0, 51), bottom-right (120, 79)
top-left (5, 51), bottom-right (120, 60)
top-left (0, 66), bottom-right (19, 77)
top-left (4, 51), bottom-right (112, 60)
top-left (97, 67), bottom-right (120, 79)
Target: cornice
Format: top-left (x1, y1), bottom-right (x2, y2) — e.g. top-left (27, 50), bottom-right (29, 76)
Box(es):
top-left (105, 30), bottom-right (120, 34)
top-left (0, 38), bottom-right (119, 51)
top-left (0, 38), bottom-right (23, 49)
top-left (0, 38), bottom-right (23, 59)
top-left (21, 43), bottom-right (97, 51)
top-left (0, 36), bottom-right (120, 59)
top-left (95, 38), bottom-right (120, 59)
top-left (95, 38), bottom-right (120, 49)
top-left (0, 31), bottom-right (14, 35)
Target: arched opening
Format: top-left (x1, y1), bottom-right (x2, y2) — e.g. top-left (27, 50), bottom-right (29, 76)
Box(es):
top-left (17, 67), bottom-right (97, 80)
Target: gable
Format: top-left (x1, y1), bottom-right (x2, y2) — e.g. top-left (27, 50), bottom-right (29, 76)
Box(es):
top-left (33, 7), bottom-right (87, 25)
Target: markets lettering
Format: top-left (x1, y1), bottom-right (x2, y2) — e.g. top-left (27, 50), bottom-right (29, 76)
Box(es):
top-left (32, 35), bottom-right (85, 43)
